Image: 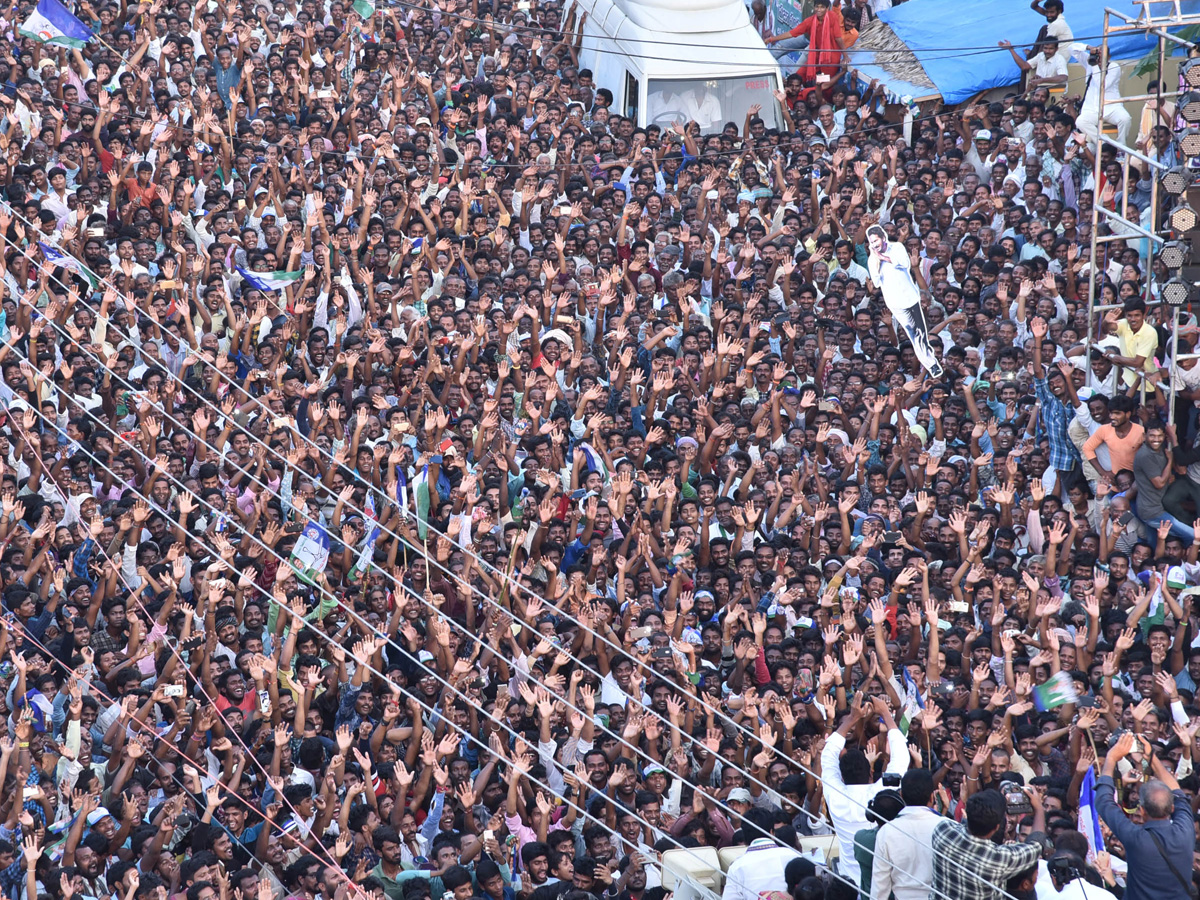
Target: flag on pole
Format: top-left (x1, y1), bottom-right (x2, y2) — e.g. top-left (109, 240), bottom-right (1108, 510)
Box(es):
top-left (289, 521), bottom-right (330, 585)
top-left (351, 0), bottom-right (375, 16)
top-left (413, 465), bottom-right (431, 540)
top-left (1032, 671), bottom-right (1080, 712)
top-left (1077, 767), bottom-right (1106, 863)
top-left (237, 267), bottom-right (304, 293)
top-left (39, 242), bottom-right (99, 289)
top-left (18, 0), bottom-right (93, 48)
top-left (395, 465), bottom-right (409, 516)
top-left (898, 665), bottom-right (925, 735)
top-left (349, 525), bottom-right (380, 582)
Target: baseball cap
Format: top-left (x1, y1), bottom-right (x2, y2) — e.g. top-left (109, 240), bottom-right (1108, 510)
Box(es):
top-left (87, 807), bottom-right (113, 825)
top-left (1167, 565), bottom-right (1187, 590)
top-left (728, 788), bottom-right (752, 803)
top-left (976, 129), bottom-right (993, 141)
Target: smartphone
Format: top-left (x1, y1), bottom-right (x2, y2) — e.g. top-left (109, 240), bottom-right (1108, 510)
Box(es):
top-left (652, 648), bottom-right (673, 660)
top-left (629, 626), bottom-right (653, 641)
top-left (949, 600), bottom-right (969, 614)
top-left (797, 668), bottom-right (814, 694)
top-left (1118, 511), bottom-right (1134, 526)
top-left (164, 684), bottom-right (185, 698)
top-left (883, 531), bottom-right (902, 543)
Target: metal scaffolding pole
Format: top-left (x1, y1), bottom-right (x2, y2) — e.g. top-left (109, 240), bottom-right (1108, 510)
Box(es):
top-left (1087, 4), bottom-right (1200, 424)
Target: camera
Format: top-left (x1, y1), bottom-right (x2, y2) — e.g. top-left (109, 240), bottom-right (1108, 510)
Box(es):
top-left (1047, 855), bottom-right (1085, 887)
top-left (1000, 780), bottom-right (1032, 815)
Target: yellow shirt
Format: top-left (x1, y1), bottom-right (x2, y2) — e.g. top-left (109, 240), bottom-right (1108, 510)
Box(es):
top-left (1116, 319), bottom-right (1158, 388)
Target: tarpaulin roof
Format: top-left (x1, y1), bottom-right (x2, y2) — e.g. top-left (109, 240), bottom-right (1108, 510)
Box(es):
top-left (877, 0), bottom-right (1200, 105)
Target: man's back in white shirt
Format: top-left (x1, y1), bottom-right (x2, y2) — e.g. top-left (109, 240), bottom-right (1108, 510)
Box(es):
top-left (721, 839), bottom-right (801, 900)
top-left (820, 728), bottom-right (910, 883)
top-left (869, 806), bottom-right (944, 900)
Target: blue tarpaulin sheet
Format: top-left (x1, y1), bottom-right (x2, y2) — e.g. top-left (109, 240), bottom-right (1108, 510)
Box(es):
top-left (877, 0), bottom-right (1200, 105)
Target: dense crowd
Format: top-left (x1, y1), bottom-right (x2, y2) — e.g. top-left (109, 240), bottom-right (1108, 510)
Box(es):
top-left (0, 1), bottom-right (1193, 900)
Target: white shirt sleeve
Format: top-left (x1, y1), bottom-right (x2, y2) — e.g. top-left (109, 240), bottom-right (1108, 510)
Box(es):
top-left (883, 726), bottom-right (911, 776)
top-left (821, 731), bottom-right (847, 787)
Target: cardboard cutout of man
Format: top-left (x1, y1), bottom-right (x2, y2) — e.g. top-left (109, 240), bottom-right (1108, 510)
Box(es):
top-left (865, 224), bottom-right (942, 378)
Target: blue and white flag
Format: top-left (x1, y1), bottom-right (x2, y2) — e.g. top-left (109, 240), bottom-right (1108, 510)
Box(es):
top-left (19, 0), bottom-right (92, 48)
top-left (577, 441), bottom-right (608, 481)
top-left (349, 525), bottom-right (380, 582)
top-left (898, 665), bottom-right (925, 735)
top-left (395, 465), bottom-right (408, 515)
top-left (1077, 766), bottom-right (1105, 863)
top-left (39, 242), bottom-right (98, 288)
top-left (237, 266), bottom-right (303, 293)
top-left (289, 521), bottom-right (330, 585)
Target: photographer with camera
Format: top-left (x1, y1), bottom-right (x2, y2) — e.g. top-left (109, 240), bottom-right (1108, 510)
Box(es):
top-left (1096, 732), bottom-right (1195, 900)
top-left (931, 789), bottom-right (1043, 900)
top-left (1046, 852), bottom-right (1120, 900)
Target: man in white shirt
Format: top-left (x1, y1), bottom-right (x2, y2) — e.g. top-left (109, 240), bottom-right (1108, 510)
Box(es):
top-left (680, 89), bottom-right (723, 131)
top-left (820, 695), bottom-right (910, 885)
top-left (721, 833), bottom-right (801, 900)
top-left (1073, 44), bottom-right (1132, 145)
top-left (870, 768), bottom-right (944, 900)
top-left (999, 38), bottom-right (1067, 92)
top-left (1031, 0), bottom-right (1073, 62)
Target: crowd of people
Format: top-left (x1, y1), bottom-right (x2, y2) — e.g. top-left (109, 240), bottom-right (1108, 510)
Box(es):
top-left (0, 1), bottom-right (1194, 900)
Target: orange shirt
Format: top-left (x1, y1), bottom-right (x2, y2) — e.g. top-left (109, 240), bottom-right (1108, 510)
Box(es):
top-left (123, 177), bottom-right (158, 209)
top-left (1083, 422), bottom-right (1145, 475)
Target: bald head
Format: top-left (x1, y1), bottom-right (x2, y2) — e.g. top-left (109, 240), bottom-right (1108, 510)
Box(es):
top-left (1139, 779), bottom-right (1173, 819)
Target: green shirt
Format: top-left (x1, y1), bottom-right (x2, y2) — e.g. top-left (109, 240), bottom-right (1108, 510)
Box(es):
top-left (369, 864), bottom-right (437, 900)
top-left (853, 826), bottom-right (879, 899)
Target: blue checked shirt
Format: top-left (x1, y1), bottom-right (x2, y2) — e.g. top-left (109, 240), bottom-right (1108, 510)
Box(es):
top-left (1034, 377), bottom-right (1080, 471)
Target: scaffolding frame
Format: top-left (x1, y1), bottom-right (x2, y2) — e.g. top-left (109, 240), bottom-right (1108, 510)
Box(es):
top-left (1087, 3), bottom-right (1199, 423)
